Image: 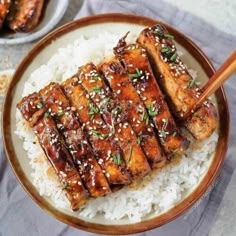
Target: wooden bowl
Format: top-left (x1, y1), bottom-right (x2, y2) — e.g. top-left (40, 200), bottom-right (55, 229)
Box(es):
top-left (2, 13), bottom-right (229, 235)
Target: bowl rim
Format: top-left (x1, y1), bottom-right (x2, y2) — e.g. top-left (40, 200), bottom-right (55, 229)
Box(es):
top-left (2, 13), bottom-right (230, 235)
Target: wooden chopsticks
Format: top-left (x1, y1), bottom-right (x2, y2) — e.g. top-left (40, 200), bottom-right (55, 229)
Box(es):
top-left (182, 51), bottom-right (236, 120)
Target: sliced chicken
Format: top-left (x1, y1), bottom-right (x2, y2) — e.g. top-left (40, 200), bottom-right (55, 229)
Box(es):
top-left (137, 25), bottom-right (217, 140)
top-left (17, 92), bottom-right (89, 211)
top-left (77, 63), bottom-right (152, 177)
top-left (62, 76), bottom-right (131, 187)
top-left (114, 39), bottom-right (189, 158)
top-left (39, 83), bottom-right (111, 198)
top-left (99, 60), bottom-right (166, 168)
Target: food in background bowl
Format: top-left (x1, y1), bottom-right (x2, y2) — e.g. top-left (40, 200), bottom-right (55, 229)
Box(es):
top-left (0, 0), bottom-right (45, 32)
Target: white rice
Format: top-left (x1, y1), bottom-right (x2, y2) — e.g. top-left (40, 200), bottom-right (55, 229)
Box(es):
top-left (15, 32), bottom-right (218, 223)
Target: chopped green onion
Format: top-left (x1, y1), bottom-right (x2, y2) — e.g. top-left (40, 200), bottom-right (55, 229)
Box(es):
top-left (104, 97), bottom-right (110, 105)
top-left (44, 112), bottom-right (49, 118)
top-left (88, 103), bottom-right (99, 115)
top-left (161, 47), bottom-right (170, 53)
top-left (172, 148), bottom-right (179, 154)
top-left (62, 182), bottom-right (68, 190)
top-left (164, 33), bottom-right (174, 39)
top-left (152, 30), bottom-right (163, 37)
top-left (127, 146), bottom-right (133, 163)
top-left (148, 109), bottom-right (158, 116)
top-left (172, 131), bottom-right (177, 137)
top-left (58, 111), bottom-right (64, 116)
top-left (135, 68), bottom-right (141, 76)
top-left (170, 53), bottom-right (177, 62)
top-left (37, 102), bottom-right (43, 109)
top-left (112, 153), bottom-right (121, 165)
top-left (188, 79), bottom-right (196, 88)
top-left (140, 110), bottom-right (149, 125)
top-left (91, 129), bottom-right (100, 138)
top-left (145, 115), bottom-right (149, 125)
top-left (92, 76), bottom-right (100, 81)
top-left (147, 104), bottom-right (158, 116)
top-left (101, 133), bottom-right (109, 139)
top-left (128, 73), bottom-right (139, 78)
top-left (159, 130), bottom-right (167, 139)
top-left (159, 118), bottom-right (169, 139)
top-left (137, 135), bottom-right (142, 144)
top-left (111, 120), bottom-right (115, 134)
top-left (140, 110), bottom-right (146, 121)
top-left (92, 87), bottom-right (101, 93)
top-left (128, 68), bottom-right (142, 79)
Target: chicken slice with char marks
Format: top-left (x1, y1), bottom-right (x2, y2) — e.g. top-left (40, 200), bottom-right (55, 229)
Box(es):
top-left (17, 92), bottom-right (89, 211)
top-left (114, 40), bottom-right (189, 158)
top-left (39, 83), bottom-right (111, 197)
top-left (77, 63), bottom-right (151, 177)
top-left (62, 76), bottom-right (131, 187)
top-left (137, 25), bottom-right (217, 140)
top-left (99, 60), bottom-right (166, 168)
